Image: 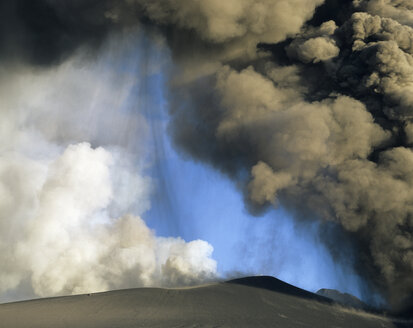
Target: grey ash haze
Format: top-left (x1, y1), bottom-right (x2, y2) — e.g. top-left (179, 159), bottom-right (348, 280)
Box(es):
top-left (1, 0), bottom-right (413, 314)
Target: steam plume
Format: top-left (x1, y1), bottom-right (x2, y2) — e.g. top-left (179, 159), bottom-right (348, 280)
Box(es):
top-left (0, 33), bottom-right (216, 300)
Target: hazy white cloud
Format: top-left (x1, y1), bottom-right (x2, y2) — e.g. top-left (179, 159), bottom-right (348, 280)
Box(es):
top-left (0, 143), bottom-right (216, 297)
top-left (0, 34), bottom-right (217, 300)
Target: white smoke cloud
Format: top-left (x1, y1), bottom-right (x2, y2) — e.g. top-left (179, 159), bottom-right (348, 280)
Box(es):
top-left (0, 32), bottom-right (217, 300)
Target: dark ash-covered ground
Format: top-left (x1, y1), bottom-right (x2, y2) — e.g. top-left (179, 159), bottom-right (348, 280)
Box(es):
top-left (0, 276), bottom-right (411, 328)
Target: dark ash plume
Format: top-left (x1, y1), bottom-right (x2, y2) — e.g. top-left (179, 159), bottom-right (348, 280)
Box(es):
top-left (154, 0), bottom-right (413, 312)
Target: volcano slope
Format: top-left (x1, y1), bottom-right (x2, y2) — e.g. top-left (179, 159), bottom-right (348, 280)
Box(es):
top-left (0, 276), bottom-right (411, 328)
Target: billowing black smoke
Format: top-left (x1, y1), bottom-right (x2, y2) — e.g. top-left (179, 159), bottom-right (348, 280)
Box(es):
top-left (2, 0), bottom-right (413, 312)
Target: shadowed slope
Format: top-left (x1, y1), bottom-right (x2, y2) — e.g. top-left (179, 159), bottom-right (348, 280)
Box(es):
top-left (316, 288), bottom-right (368, 310)
top-left (227, 275), bottom-right (333, 303)
top-left (0, 276), bottom-right (411, 328)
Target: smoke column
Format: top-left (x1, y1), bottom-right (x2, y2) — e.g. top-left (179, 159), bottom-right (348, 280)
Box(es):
top-left (147, 0), bottom-right (413, 311)
top-left (1, 0), bottom-right (413, 312)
